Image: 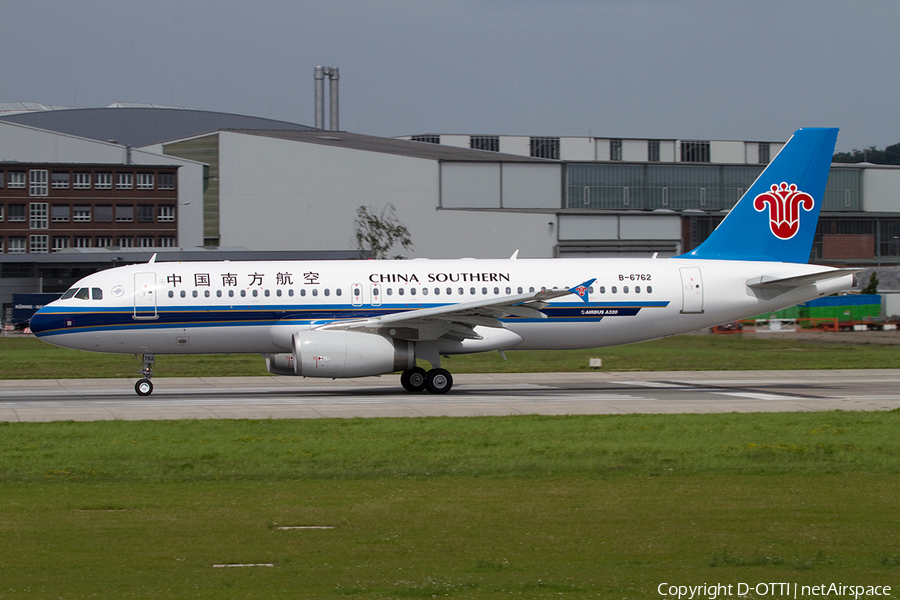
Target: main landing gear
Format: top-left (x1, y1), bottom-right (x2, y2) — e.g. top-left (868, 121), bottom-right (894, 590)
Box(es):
top-left (400, 367), bottom-right (453, 394)
top-left (135, 353), bottom-right (155, 397)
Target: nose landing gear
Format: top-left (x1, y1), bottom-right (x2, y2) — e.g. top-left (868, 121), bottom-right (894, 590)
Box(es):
top-left (135, 353), bottom-right (155, 396)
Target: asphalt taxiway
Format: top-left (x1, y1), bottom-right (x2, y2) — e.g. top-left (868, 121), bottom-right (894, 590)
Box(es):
top-left (1, 369), bottom-right (899, 422)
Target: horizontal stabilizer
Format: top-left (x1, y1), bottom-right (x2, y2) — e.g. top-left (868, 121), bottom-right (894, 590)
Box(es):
top-left (746, 268), bottom-right (860, 290)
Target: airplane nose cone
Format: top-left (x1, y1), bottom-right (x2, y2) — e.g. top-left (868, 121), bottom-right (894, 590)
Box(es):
top-left (29, 307), bottom-right (62, 337)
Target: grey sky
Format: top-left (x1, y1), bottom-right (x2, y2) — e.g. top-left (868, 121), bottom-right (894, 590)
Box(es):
top-left (2, 0), bottom-right (897, 152)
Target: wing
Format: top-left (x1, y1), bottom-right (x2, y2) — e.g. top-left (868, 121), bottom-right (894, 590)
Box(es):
top-left (319, 278), bottom-right (596, 342)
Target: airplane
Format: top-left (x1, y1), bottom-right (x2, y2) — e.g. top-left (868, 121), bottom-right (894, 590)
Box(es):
top-left (30, 127), bottom-right (857, 397)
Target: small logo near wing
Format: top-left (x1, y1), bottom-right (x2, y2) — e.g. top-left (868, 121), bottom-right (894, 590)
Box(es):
top-left (753, 182), bottom-right (815, 240)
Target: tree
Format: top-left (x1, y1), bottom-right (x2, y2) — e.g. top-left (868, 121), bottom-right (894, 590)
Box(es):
top-left (352, 204), bottom-right (413, 259)
top-left (833, 142), bottom-right (900, 165)
top-left (861, 271), bottom-right (879, 295)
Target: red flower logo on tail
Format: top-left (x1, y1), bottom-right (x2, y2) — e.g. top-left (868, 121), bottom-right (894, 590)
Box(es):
top-left (753, 182), bottom-right (815, 240)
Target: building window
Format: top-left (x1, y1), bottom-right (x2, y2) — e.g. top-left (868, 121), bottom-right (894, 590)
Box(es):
top-left (95, 173), bottom-right (112, 189)
top-left (610, 139), bottom-right (623, 161)
top-left (51, 205), bottom-right (70, 222)
top-left (95, 236), bottom-right (112, 247)
top-left (73, 173), bottom-right (91, 189)
top-left (137, 173), bottom-right (154, 189)
top-left (8, 238), bottom-right (26, 253)
top-left (758, 143), bottom-right (770, 164)
top-left (159, 236), bottom-right (175, 247)
top-left (138, 236), bottom-right (155, 248)
top-left (0, 172), bottom-right (4, 188)
top-left (158, 205), bottom-right (175, 222)
top-left (8, 172), bottom-right (26, 189)
top-left (681, 141), bottom-right (710, 163)
top-left (117, 236), bottom-right (133, 247)
top-left (530, 137), bottom-right (560, 159)
top-left (29, 170), bottom-right (48, 196)
top-left (411, 135), bottom-right (440, 144)
top-left (470, 135), bottom-right (499, 152)
top-left (74, 237), bottom-right (92, 248)
top-left (115, 205), bottom-right (134, 222)
top-left (648, 140), bottom-right (660, 162)
top-left (0, 238), bottom-right (3, 253)
top-left (73, 206), bottom-right (91, 222)
top-left (51, 172), bottom-right (70, 189)
top-left (29, 234), bottom-right (49, 254)
top-left (116, 173), bottom-right (133, 189)
top-left (136, 205), bottom-right (155, 222)
top-left (52, 237), bottom-right (69, 252)
top-left (94, 205), bottom-right (113, 222)
top-left (29, 203), bottom-right (49, 229)
top-left (158, 173), bottom-right (175, 190)
top-left (8, 204), bottom-right (26, 222)
top-left (0, 205), bottom-right (3, 221)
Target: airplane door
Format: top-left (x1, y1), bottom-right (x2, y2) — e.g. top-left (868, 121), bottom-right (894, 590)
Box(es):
top-left (134, 272), bottom-right (158, 319)
top-left (351, 283), bottom-right (363, 307)
top-left (679, 267), bottom-right (704, 314)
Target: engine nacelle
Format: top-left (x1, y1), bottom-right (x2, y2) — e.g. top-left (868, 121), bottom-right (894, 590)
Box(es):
top-left (266, 330), bottom-right (414, 378)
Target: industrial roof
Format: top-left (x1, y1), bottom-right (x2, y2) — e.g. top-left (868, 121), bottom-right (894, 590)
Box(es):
top-left (233, 129), bottom-right (555, 162)
top-left (0, 107), bottom-right (316, 147)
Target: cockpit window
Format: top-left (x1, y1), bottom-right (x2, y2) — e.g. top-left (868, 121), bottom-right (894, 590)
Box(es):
top-left (74, 288), bottom-right (90, 300)
top-left (92, 288), bottom-right (103, 300)
top-left (61, 288), bottom-right (77, 300)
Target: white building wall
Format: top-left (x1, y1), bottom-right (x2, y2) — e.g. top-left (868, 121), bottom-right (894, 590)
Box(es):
top-left (659, 140), bottom-right (677, 162)
top-left (710, 140), bottom-right (746, 164)
top-left (560, 137), bottom-right (594, 161)
top-left (501, 163), bottom-right (562, 209)
top-left (215, 132), bottom-right (559, 259)
top-left (499, 136), bottom-right (531, 157)
top-left (622, 140), bottom-right (646, 162)
top-left (440, 135), bottom-right (470, 149)
top-left (861, 166), bottom-right (900, 212)
top-left (594, 139), bottom-right (611, 161)
top-left (441, 163), bottom-right (501, 208)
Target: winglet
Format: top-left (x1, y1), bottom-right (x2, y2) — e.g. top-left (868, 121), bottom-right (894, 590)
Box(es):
top-left (568, 278), bottom-right (596, 303)
top-left (148, 253), bottom-right (157, 264)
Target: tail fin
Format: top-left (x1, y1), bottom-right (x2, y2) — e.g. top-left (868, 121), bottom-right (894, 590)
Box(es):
top-left (677, 127), bottom-right (838, 263)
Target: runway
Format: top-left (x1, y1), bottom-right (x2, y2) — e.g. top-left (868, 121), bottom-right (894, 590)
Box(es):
top-left (1, 369), bottom-right (898, 422)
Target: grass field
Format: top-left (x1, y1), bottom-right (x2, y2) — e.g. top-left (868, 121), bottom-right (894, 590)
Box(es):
top-left (2, 332), bottom-right (899, 379)
top-left (2, 413), bottom-right (900, 598)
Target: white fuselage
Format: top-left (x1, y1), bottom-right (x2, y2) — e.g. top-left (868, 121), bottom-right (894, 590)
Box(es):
top-left (32, 257), bottom-right (852, 356)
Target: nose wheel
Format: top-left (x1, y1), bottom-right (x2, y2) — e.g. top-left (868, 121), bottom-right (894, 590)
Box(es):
top-left (135, 353), bottom-right (155, 396)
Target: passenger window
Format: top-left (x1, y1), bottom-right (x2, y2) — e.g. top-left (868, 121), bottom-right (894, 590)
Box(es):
top-left (228, 290), bottom-right (234, 298)
top-left (494, 287), bottom-right (500, 295)
top-left (217, 290), bottom-right (222, 298)
top-left (74, 288), bottom-right (90, 300)
top-left (192, 290), bottom-right (198, 298)
top-left (529, 287), bottom-right (535, 293)
top-left (168, 291), bottom-right (174, 298)
top-left (623, 286), bottom-right (629, 294)
top-left (312, 289), bottom-right (318, 297)
top-left (635, 286), bottom-right (641, 294)
top-left (517, 287), bottom-right (523, 294)
top-left (252, 290), bottom-right (258, 297)
top-left (386, 288), bottom-right (392, 296)
top-left (398, 288), bottom-right (405, 296)
top-left (470, 287), bottom-right (476, 295)
top-left (180, 290), bottom-right (186, 298)
top-left (276, 289), bottom-right (282, 297)
top-left (446, 287), bottom-right (452, 295)
top-left (204, 290), bottom-right (210, 298)
top-left (300, 289), bottom-right (306, 297)
top-left (336, 288), bottom-right (342, 296)
top-left (422, 288), bottom-right (428, 296)
top-left (91, 288), bottom-right (103, 300)
top-left (264, 289), bottom-right (270, 297)
top-left (410, 288), bottom-right (416, 296)
top-left (288, 289), bottom-right (294, 297)
top-left (589, 286), bottom-right (594, 294)
top-left (241, 290), bottom-right (246, 297)
top-left (458, 287), bottom-right (463, 295)
top-left (647, 286), bottom-right (653, 294)
top-left (600, 286), bottom-right (606, 294)
top-left (611, 286), bottom-right (617, 294)
top-left (434, 288), bottom-right (440, 295)
top-left (324, 289), bottom-right (330, 297)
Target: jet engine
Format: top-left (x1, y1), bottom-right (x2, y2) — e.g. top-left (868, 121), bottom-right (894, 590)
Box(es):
top-left (264, 330), bottom-right (414, 378)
